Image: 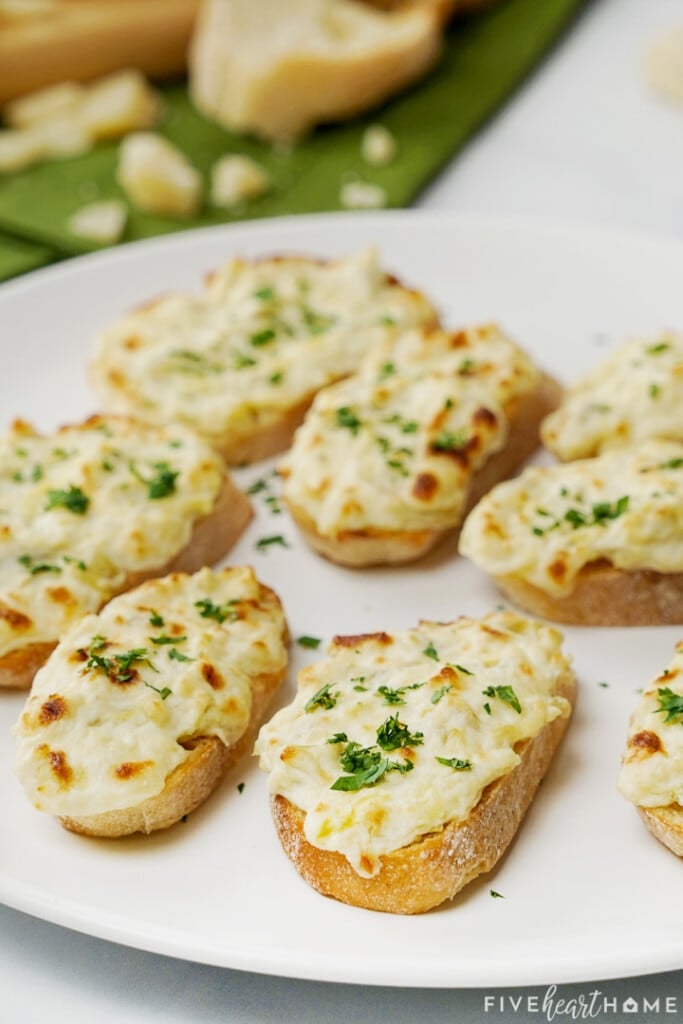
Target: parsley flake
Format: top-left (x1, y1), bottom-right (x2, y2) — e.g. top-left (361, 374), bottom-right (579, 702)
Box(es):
top-left (423, 642), bottom-right (439, 662)
top-left (194, 598), bottom-right (239, 624)
top-left (655, 687), bottom-right (683, 725)
top-left (335, 407), bottom-right (362, 436)
top-left (376, 713), bottom-right (423, 751)
top-left (256, 534), bottom-right (289, 552)
top-left (305, 682), bottom-right (339, 712)
top-left (482, 685), bottom-right (522, 714)
top-left (297, 635), bottom-right (322, 649)
top-left (436, 756), bottom-right (472, 771)
top-left (45, 485), bottom-right (90, 515)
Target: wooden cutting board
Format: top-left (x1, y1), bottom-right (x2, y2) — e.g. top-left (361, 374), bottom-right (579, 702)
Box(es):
top-left (0, 0), bottom-right (201, 104)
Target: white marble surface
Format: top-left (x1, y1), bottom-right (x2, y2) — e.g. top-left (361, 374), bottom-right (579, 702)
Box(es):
top-left (3, 1), bottom-right (683, 1021)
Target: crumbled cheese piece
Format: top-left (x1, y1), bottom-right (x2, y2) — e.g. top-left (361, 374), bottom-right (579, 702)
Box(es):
top-left (644, 25), bottom-right (683, 106)
top-left (79, 69), bottom-right (161, 142)
top-left (340, 179), bottom-right (387, 210)
top-left (30, 114), bottom-right (92, 158)
top-left (117, 132), bottom-right (203, 218)
top-left (256, 611), bottom-right (572, 876)
top-left (360, 123), bottom-right (397, 166)
top-left (4, 82), bottom-right (86, 129)
top-left (210, 154), bottom-right (270, 208)
top-left (0, 129), bottom-right (45, 173)
top-left (619, 642), bottom-right (683, 807)
top-left (68, 199), bottom-right (128, 245)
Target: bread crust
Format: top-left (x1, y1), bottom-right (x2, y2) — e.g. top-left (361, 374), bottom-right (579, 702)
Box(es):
top-left (492, 561), bottom-right (683, 627)
top-left (285, 372), bottom-right (561, 567)
top-left (59, 662), bottom-right (285, 838)
top-left (638, 805), bottom-right (683, 858)
top-left (0, 474), bottom-right (253, 690)
top-left (271, 671), bottom-right (575, 914)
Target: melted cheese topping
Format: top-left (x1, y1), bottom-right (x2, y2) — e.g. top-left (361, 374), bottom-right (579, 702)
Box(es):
top-left (256, 611), bottom-right (572, 876)
top-left (619, 642), bottom-right (683, 808)
top-left (90, 249), bottom-right (437, 448)
top-left (542, 333), bottom-right (683, 460)
top-left (280, 324), bottom-right (541, 535)
top-left (14, 567), bottom-right (288, 816)
top-left (459, 440), bottom-right (683, 597)
top-left (0, 417), bottom-right (225, 657)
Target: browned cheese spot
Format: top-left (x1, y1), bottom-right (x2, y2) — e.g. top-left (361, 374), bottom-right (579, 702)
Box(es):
top-left (107, 369), bottom-right (126, 388)
top-left (0, 601), bottom-right (32, 630)
top-left (628, 730), bottom-right (662, 755)
top-left (472, 406), bottom-right (498, 429)
top-left (114, 760), bottom-right (154, 780)
top-left (201, 662), bottom-right (224, 690)
top-left (548, 557), bottom-right (568, 584)
top-left (38, 695), bottom-right (68, 725)
top-left (48, 749), bottom-right (73, 787)
top-left (70, 648), bottom-right (89, 663)
top-left (412, 473), bottom-right (439, 502)
top-left (45, 586), bottom-right (76, 607)
top-left (123, 335), bottom-right (142, 351)
top-left (449, 331), bottom-right (468, 349)
top-left (332, 631), bottom-right (393, 648)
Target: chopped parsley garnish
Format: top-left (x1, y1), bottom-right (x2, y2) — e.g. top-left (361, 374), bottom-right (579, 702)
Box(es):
top-left (150, 635), bottom-right (187, 646)
top-left (85, 637), bottom-right (157, 684)
top-left (377, 682), bottom-right (423, 705)
top-left (376, 713), bottom-right (423, 751)
top-left (458, 358), bottom-right (475, 374)
top-left (423, 642), bottom-right (439, 662)
top-left (194, 598), bottom-right (239, 624)
top-left (436, 756), bottom-right (472, 771)
top-left (490, 889), bottom-right (505, 899)
top-left (253, 286), bottom-right (275, 301)
top-left (654, 687), bottom-right (683, 725)
top-left (234, 354), bottom-right (257, 369)
top-left (237, 781), bottom-right (245, 794)
top-left (301, 308), bottom-right (336, 335)
top-left (452, 663), bottom-right (473, 675)
top-left (647, 341), bottom-right (670, 354)
top-left (382, 413), bottom-right (418, 434)
top-left (45, 485), bottom-right (90, 515)
top-left (378, 362), bottom-right (396, 380)
top-left (386, 459), bottom-right (409, 477)
top-left (335, 407), bottom-right (362, 436)
top-left (144, 681), bottom-right (172, 700)
top-left (172, 349), bottom-right (224, 375)
top-left (431, 429), bottom-right (468, 453)
top-left (250, 328), bottom-right (277, 347)
top-left (255, 534), bottom-right (289, 551)
top-left (168, 648), bottom-right (194, 662)
top-left (149, 611), bottom-right (164, 627)
top-left (18, 554), bottom-right (61, 575)
top-left (330, 740), bottom-right (413, 791)
top-left (658, 458), bottom-right (683, 470)
top-left (305, 682), bottom-right (338, 712)
top-left (482, 685), bottom-right (522, 714)
top-left (534, 495), bottom-right (629, 535)
top-left (297, 635), bottom-right (322, 649)
top-left (649, 383), bottom-right (661, 398)
top-left (129, 461), bottom-right (179, 500)
top-left (431, 684), bottom-right (452, 704)
top-left (269, 371), bottom-right (284, 385)
top-left (247, 478), bottom-right (268, 495)
top-left (327, 732), bottom-right (348, 744)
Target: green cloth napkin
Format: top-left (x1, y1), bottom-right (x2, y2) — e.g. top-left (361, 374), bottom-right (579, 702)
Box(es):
top-left (0, 0), bottom-right (587, 282)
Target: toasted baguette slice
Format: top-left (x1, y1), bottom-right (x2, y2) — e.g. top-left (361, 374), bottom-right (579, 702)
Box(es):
top-left (256, 611), bottom-right (575, 914)
top-left (460, 440), bottom-right (683, 626)
top-left (541, 331), bottom-right (683, 461)
top-left (0, 415), bottom-right (251, 690)
top-left (280, 324), bottom-right (560, 567)
top-left (619, 643), bottom-right (683, 857)
top-left (14, 567), bottom-right (289, 836)
top-left (189, 0), bottom-right (441, 143)
top-left (90, 248), bottom-right (438, 466)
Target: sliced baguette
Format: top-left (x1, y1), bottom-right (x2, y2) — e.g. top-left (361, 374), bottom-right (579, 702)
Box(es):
top-left (0, 415), bottom-right (251, 690)
top-left (90, 248), bottom-right (438, 465)
top-left (189, 0), bottom-right (442, 143)
top-left (256, 612), bottom-right (575, 914)
top-left (460, 440), bottom-right (683, 626)
top-left (280, 324), bottom-right (561, 567)
top-left (619, 645), bottom-right (683, 858)
top-left (14, 567), bottom-right (289, 837)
